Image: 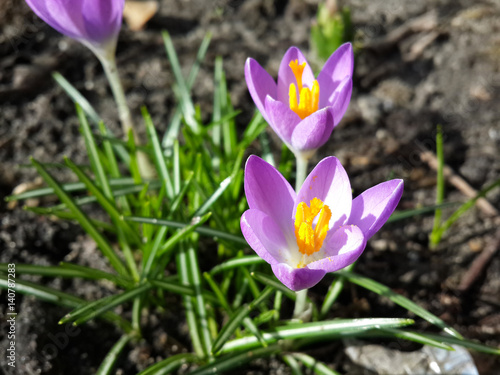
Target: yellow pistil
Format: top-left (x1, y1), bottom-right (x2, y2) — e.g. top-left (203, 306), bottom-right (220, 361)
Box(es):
top-left (294, 197), bottom-right (332, 257)
top-left (288, 60), bottom-right (320, 119)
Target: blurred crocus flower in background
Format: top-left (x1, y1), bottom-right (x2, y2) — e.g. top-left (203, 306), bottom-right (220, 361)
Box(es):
top-left (240, 155), bottom-right (403, 291)
top-left (245, 43), bottom-right (353, 159)
top-left (25, 0), bottom-right (125, 59)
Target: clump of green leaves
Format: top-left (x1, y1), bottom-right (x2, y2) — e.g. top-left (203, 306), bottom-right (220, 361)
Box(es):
top-left (311, 1), bottom-right (353, 62)
top-left (430, 125), bottom-right (500, 247)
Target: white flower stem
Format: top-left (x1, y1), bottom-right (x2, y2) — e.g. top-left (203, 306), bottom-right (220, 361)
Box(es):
top-left (295, 154), bottom-right (309, 191)
top-left (293, 288), bottom-right (309, 320)
top-left (293, 154), bottom-right (312, 320)
top-left (96, 52), bottom-right (155, 179)
top-left (98, 54), bottom-right (135, 138)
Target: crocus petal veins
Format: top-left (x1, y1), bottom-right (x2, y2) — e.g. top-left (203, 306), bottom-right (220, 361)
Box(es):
top-left (294, 197), bottom-right (332, 259)
top-left (288, 60), bottom-right (320, 119)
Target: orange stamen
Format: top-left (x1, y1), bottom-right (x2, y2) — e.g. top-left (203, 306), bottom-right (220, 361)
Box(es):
top-left (288, 60), bottom-right (320, 119)
top-left (294, 198), bottom-right (332, 256)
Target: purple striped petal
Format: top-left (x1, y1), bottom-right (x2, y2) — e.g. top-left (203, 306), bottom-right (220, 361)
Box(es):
top-left (290, 107), bottom-right (334, 152)
top-left (324, 76), bottom-right (353, 127)
top-left (317, 43), bottom-right (354, 107)
top-left (241, 210), bottom-right (288, 265)
top-left (296, 157), bottom-right (352, 229)
top-left (82, 0), bottom-right (124, 44)
top-left (244, 58), bottom-right (277, 124)
top-left (25, 0), bottom-right (124, 48)
top-left (271, 263), bottom-right (326, 291)
top-left (26, 0), bottom-right (85, 40)
top-left (264, 96), bottom-right (301, 146)
top-left (348, 179), bottom-right (404, 240)
top-left (244, 155), bottom-right (296, 239)
top-left (309, 225), bottom-right (366, 273)
top-left (277, 47), bottom-right (315, 104)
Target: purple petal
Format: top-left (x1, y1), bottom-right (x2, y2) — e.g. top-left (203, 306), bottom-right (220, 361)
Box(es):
top-left (82, 0), bottom-right (124, 44)
top-left (276, 47), bottom-right (315, 104)
top-left (245, 58), bottom-right (277, 124)
top-left (290, 108), bottom-right (334, 151)
top-left (271, 263), bottom-right (326, 291)
top-left (26, 0), bottom-right (86, 40)
top-left (244, 156), bottom-right (296, 239)
top-left (296, 157), bottom-right (352, 229)
top-left (348, 179), bottom-right (404, 240)
top-left (308, 225), bottom-right (366, 273)
top-left (324, 76), bottom-right (353, 127)
top-left (241, 210), bottom-right (288, 265)
top-left (317, 43), bottom-right (354, 107)
top-left (264, 96), bottom-right (301, 146)
top-left (25, 0), bottom-right (124, 47)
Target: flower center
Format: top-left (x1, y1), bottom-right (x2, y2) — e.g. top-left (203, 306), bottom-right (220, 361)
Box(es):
top-left (294, 197), bottom-right (332, 259)
top-left (288, 60), bottom-right (320, 119)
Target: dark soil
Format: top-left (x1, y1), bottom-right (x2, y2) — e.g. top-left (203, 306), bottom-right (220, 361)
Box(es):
top-left (1, 0), bottom-right (500, 374)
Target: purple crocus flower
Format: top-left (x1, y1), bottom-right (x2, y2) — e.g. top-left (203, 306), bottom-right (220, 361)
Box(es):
top-left (25, 0), bottom-right (124, 56)
top-left (245, 44), bottom-right (353, 158)
top-left (240, 155), bottom-right (403, 291)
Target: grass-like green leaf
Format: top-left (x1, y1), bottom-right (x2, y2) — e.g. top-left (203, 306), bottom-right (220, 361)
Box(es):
top-left (320, 263), bottom-right (355, 318)
top-left (177, 245), bottom-right (205, 358)
top-left (378, 328), bottom-right (453, 350)
top-left (0, 262), bottom-right (133, 289)
top-left (189, 345), bottom-right (281, 375)
top-left (64, 157), bottom-right (142, 247)
top-left (125, 216), bottom-right (247, 245)
top-left (5, 177), bottom-right (139, 202)
top-left (240, 110), bottom-right (265, 149)
top-left (141, 226), bottom-right (168, 279)
top-left (430, 124), bottom-right (445, 247)
top-left (142, 106), bottom-right (174, 198)
top-left (336, 270), bottom-right (463, 338)
top-left (96, 333), bottom-right (133, 375)
top-left (25, 206), bottom-right (116, 233)
top-left (158, 213), bottom-right (212, 256)
top-left (282, 354), bottom-right (303, 375)
top-left (186, 242), bottom-right (213, 359)
top-left (30, 158), bottom-right (129, 277)
top-left (149, 278), bottom-right (196, 296)
top-left (220, 318), bottom-right (414, 353)
top-left (162, 30), bottom-right (199, 134)
top-left (192, 176), bottom-right (232, 218)
top-left (52, 71), bottom-right (129, 164)
top-left (162, 33), bottom-right (211, 151)
top-left (351, 328), bottom-right (500, 355)
top-left (78, 105), bottom-right (112, 197)
top-left (431, 176), bottom-right (500, 244)
top-left (59, 283), bottom-right (153, 326)
top-left (386, 202), bottom-right (458, 223)
top-left (211, 287), bottom-right (273, 354)
top-left (0, 275), bottom-right (131, 331)
top-left (137, 353), bottom-right (198, 375)
top-left (292, 353), bottom-right (340, 375)
top-left (251, 271), bottom-right (297, 301)
top-left (209, 255), bottom-right (264, 275)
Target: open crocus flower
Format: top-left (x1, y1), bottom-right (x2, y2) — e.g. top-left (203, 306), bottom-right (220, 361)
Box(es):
top-left (25, 0), bottom-right (124, 57)
top-left (245, 43), bottom-right (353, 158)
top-left (240, 156), bottom-right (403, 291)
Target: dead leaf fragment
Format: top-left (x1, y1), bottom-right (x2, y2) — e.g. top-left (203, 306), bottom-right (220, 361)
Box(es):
top-left (123, 1), bottom-right (159, 31)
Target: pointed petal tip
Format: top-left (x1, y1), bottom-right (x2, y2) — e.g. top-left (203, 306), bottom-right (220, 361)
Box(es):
top-left (349, 178), bottom-right (404, 240)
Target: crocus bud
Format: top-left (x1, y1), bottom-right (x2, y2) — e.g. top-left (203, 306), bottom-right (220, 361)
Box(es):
top-left (25, 0), bottom-right (125, 58)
